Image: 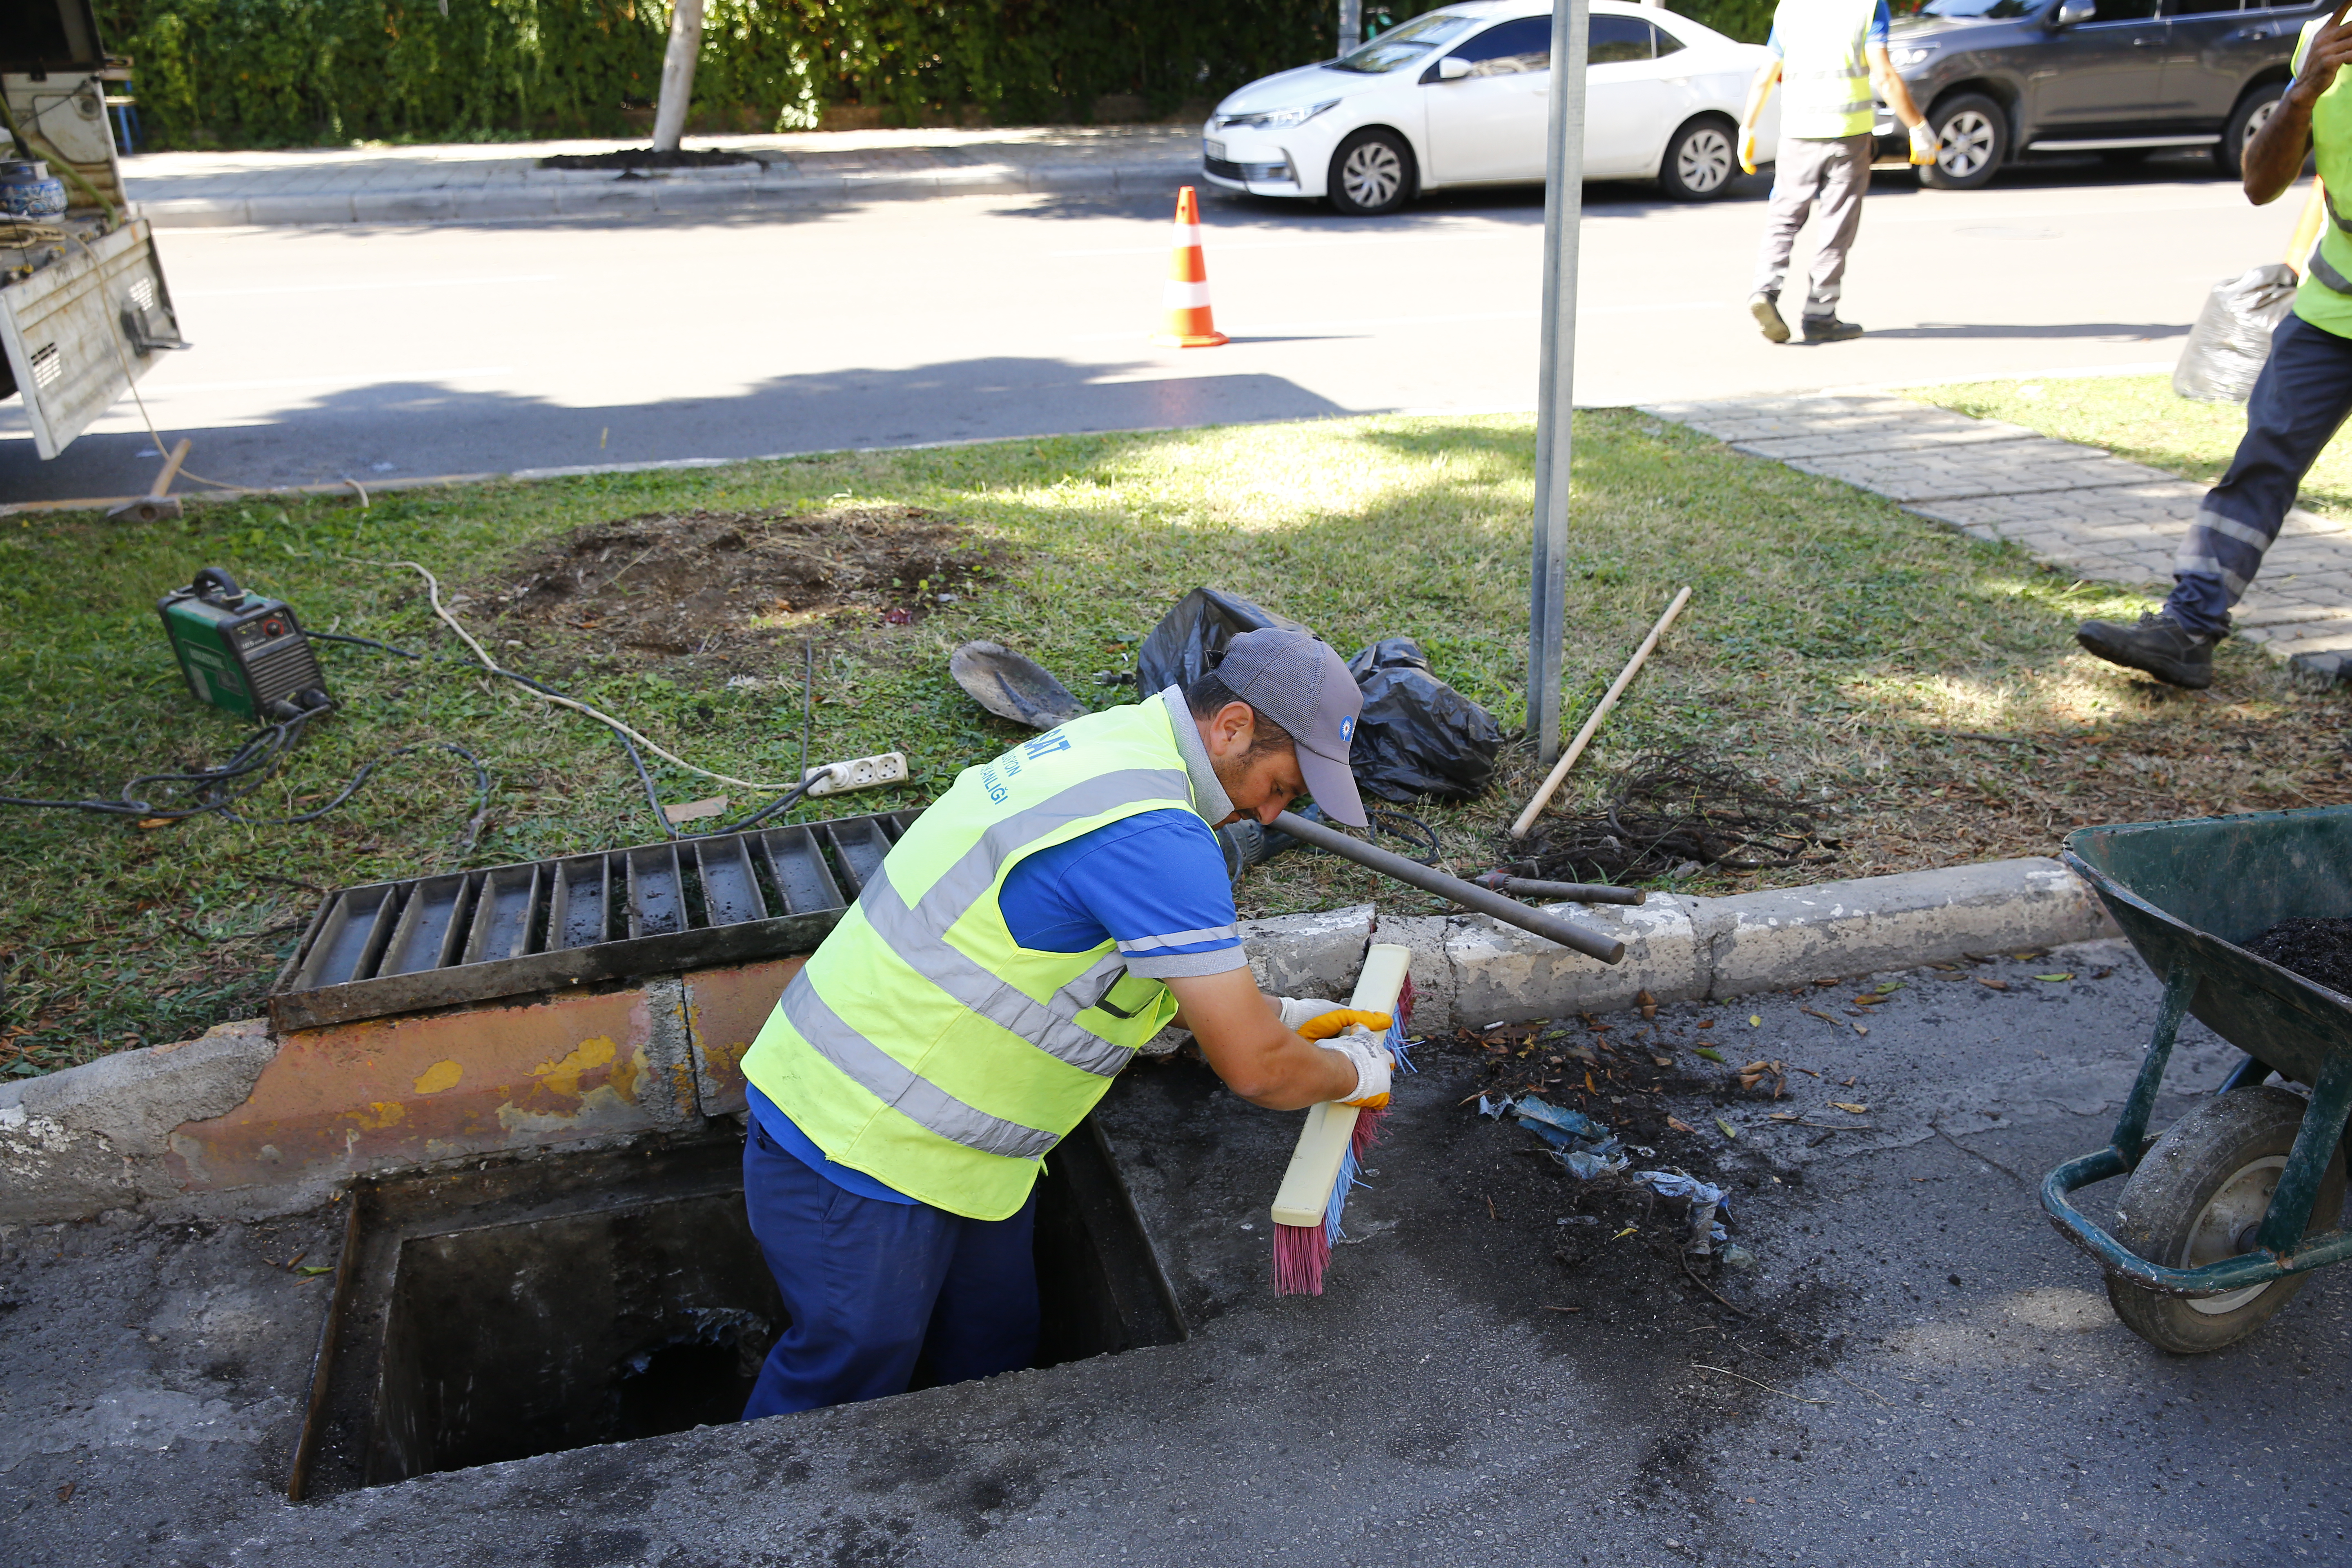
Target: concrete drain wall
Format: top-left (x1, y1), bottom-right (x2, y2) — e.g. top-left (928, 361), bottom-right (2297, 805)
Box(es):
top-left (292, 1123), bottom-right (1182, 1499)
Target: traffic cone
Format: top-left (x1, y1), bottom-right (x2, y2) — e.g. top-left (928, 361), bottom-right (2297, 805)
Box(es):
top-left (1151, 186), bottom-right (1228, 348)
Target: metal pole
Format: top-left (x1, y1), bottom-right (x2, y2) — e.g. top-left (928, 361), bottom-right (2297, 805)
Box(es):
top-left (1339, 0), bottom-right (1363, 53)
top-left (1527, 0), bottom-right (1590, 763)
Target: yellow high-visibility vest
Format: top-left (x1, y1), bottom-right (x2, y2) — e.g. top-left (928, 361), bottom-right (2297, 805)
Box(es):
top-left (1775, 0), bottom-right (1881, 140)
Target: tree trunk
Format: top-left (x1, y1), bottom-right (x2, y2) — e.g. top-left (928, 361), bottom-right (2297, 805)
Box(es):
top-left (651, 0), bottom-right (706, 153)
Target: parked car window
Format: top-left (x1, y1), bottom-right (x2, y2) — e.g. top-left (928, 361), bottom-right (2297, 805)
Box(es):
top-left (1647, 20), bottom-right (1686, 57)
top-left (1919, 0), bottom-right (2047, 13)
top-left (1588, 15), bottom-right (1654, 63)
top-left (2163, 0), bottom-right (2243, 13)
top-left (1334, 9), bottom-right (1482, 72)
top-left (1454, 16), bottom-right (1553, 73)
top-left (2085, 0), bottom-right (2160, 19)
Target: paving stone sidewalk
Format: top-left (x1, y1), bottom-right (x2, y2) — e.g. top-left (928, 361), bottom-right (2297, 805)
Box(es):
top-left (1643, 392), bottom-right (2352, 685)
top-left (122, 125), bottom-right (1203, 227)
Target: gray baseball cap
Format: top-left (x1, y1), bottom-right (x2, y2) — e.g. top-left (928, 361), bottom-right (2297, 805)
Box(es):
top-left (1215, 628), bottom-right (1367, 827)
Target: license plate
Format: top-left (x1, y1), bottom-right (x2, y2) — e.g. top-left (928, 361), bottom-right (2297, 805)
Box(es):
top-left (1205, 140), bottom-right (1226, 161)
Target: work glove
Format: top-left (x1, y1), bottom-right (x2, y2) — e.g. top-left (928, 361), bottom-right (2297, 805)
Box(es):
top-left (1316, 1029), bottom-right (1396, 1110)
top-left (1908, 121), bottom-right (1937, 166)
top-left (1275, 996), bottom-right (1393, 1039)
top-left (1738, 127), bottom-right (1760, 176)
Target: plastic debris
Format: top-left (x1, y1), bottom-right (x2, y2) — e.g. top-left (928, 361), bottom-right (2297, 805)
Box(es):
top-left (1633, 1169), bottom-right (1731, 1245)
top-left (1496, 1095), bottom-right (1626, 1177)
top-left (2174, 263), bottom-right (2298, 405)
top-left (1719, 1244), bottom-right (1758, 1274)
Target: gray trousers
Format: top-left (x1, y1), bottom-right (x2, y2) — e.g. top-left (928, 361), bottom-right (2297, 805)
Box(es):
top-left (1751, 134), bottom-right (1873, 320)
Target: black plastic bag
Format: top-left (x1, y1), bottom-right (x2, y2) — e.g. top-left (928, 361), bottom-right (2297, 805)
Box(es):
top-left (1344, 637), bottom-right (1503, 804)
top-left (1134, 586), bottom-right (1311, 695)
top-left (2174, 263), bottom-right (2298, 405)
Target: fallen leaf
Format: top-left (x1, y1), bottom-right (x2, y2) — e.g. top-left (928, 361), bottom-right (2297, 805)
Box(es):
top-left (283, 1251), bottom-right (307, 1271)
top-left (1853, 993), bottom-right (1886, 1006)
top-left (1749, 1015), bottom-right (1763, 1027)
top-left (1668, 1116), bottom-right (1698, 1134)
top-left (1768, 1112), bottom-right (1800, 1122)
top-left (1715, 1116), bottom-right (1740, 1140)
top-left (56, 1483), bottom-right (73, 1503)
top-left (1802, 1007), bottom-right (1840, 1025)
top-left (1612, 1226), bottom-right (1639, 1241)
top-left (1697, 1018), bottom-right (1717, 1028)
top-left (1652, 1056), bottom-right (1673, 1068)
top-left (1832, 1102), bottom-right (1870, 1114)
top-left (1853, 1025), bottom-right (1869, 1037)
top-left (1742, 1059), bottom-right (1771, 1073)
top-left (1841, 1076), bottom-right (1857, 1087)
top-left (1874, 981), bottom-right (1906, 994)
top-left (297, 1264), bottom-right (333, 1276)
top-left (2034, 973), bottom-right (2075, 983)
top-left (1695, 1047), bottom-right (1726, 1063)
top-left (1975, 977), bottom-right (2009, 991)
top-left (136, 817), bottom-right (174, 831)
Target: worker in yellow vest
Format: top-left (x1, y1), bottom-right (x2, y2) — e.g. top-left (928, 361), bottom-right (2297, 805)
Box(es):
top-left (1736, 0), bottom-right (1934, 345)
top-left (736, 628), bottom-right (1396, 1417)
top-left (2079, 2), bottom-right (2352, 689)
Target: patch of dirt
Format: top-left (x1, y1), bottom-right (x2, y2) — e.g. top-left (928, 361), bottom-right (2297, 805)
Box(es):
top-left (536, 147), bottom-right (764, 170)
top-left (468, 505), bottom-right (1004, 665)
top-left (2245, 916), bottom-right (2352, 995)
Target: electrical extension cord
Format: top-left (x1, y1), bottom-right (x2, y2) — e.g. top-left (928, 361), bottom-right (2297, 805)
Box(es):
top-left (801, 752), bottom-right (909, 798)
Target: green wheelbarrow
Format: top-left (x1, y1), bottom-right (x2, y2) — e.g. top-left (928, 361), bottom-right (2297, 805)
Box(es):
top-left (2049, 805), bottom-right (2352, 1354)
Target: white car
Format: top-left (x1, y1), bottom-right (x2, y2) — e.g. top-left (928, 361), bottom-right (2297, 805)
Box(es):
top-left (1201, 0), bottom-right (1779, 215)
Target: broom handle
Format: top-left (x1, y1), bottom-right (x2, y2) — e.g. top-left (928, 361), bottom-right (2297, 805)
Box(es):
top-left (1272, 811), bottom-right (1625, 965)
top-left (1270, 944), bottom-right (1412, 1229)
top-left (1509, 585), bottom-right (1692, 841)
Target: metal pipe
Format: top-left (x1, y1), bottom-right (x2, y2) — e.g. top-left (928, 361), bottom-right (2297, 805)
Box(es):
top-left (1527, 0), bottom-right (1592, 762)
top-left (1272, 811), bottom-right (1625, 964)
top-left (1474, 872), bottom-right (1645, 906)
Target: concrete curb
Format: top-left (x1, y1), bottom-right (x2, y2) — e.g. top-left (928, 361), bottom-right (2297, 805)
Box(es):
top-left (131, 159), bottom-right (1202, 228)
top-left (0, 856), bottom-right (2115, 1227)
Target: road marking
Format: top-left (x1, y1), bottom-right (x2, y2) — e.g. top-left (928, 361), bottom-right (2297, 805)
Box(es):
top-left (175, 275), bottom-right (563, 298)
top-left (139, 367), bottom-right (516, 392)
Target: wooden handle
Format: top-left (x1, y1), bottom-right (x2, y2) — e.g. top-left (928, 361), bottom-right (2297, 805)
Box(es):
top-left (1270, 944), bottom-right (1411, 1228)
top-left (1510, 586), bottom-right (1692, 841)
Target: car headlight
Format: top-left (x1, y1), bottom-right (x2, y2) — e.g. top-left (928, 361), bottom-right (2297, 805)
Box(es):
top-left (1888, 46), bottom-right (1935, 69)
top-left (1218, 99), bottom-right (1341, 131)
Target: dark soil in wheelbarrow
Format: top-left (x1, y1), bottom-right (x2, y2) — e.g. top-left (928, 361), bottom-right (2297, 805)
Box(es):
top-left (2245, 916), bottom-right (2352, 996)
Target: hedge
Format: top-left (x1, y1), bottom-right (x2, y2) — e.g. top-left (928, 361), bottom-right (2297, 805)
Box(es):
top-left (94, 1), bottom-right (1777, 152)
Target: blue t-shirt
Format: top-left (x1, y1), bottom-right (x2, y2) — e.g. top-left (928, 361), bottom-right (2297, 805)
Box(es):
top-left (748, 808), bottom-right (1246, 1200)
top-left (1767, 0), bottom-right (1892, 56)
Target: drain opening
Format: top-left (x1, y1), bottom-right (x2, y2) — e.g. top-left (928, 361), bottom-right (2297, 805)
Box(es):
top-left (294, 1121), bottom-right (1181, 1497)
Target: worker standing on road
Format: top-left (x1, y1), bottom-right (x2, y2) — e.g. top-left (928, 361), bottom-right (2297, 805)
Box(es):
top-left (1736, 0), bottom-right (1935, 345)
top-left (732, 630), bottom-right (1395, 1417)
top-left (2079, 4), bottom-right (2352, 689)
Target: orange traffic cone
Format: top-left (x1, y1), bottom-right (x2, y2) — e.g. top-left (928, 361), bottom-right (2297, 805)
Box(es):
top-left (1150, 186), bottom-right (1228, 348)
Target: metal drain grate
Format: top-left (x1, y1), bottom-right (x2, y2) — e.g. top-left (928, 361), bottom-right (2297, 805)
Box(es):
top-left (266, 808), bottom-right (921, 1031)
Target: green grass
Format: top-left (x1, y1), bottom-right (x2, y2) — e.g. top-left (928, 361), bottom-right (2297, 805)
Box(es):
top-left (4, 410), bottom-right (2345, 1079)
top-left (1907, 372), bottom-right (2352, 525)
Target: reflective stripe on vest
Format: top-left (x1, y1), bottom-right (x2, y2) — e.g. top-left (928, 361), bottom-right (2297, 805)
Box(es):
top-left (1776, 0), bottom-right (1880, 140)
top-left (2310, 242), bottom-right (2352, 296)
top-left (740, 699), bottom-right (1202, 1218)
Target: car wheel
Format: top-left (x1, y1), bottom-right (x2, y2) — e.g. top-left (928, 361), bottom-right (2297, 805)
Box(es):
top-left (1327, 128), bottom-right (1415, 216)
top-left (1919, 94), bottom-right (2006, 191)
top-left (2218, 80), bottom-right (2287, 180)
top-left (1658, 115), bottom-right (1739, 201)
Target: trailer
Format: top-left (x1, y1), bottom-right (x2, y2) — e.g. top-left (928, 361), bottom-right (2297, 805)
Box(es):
top-left (2, 0), bottom-right (184, 461)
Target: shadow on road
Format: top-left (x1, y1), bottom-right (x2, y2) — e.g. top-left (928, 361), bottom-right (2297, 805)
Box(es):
top-left (0, 355), bottom-right (1352, 506)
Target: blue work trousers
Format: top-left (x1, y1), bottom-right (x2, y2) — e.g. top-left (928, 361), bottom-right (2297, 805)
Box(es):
top-left (2168, 311), bottom-right (2352, 637)
top-left (739, 1114), bottom-right (1039, 1420)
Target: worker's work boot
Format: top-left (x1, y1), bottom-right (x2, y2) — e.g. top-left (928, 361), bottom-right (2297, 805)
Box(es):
top-left (2076, 610), bottom-right (2221, 690)
top-left (1802, 316), bottom-right (1864, 343)
top-left (1748, 291), bottom-right (1791, 344)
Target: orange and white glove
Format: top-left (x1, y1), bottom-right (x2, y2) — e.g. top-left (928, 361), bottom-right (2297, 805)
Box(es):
top-left (1277, 997), bottom-right (1396, 1107)
top-left (1908, 121), bottom-right (1937, 166)
top-left (1738, 126), bottom-right (1760, 176)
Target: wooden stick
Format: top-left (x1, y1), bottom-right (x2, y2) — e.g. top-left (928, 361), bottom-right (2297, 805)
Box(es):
top-left (1509, 586), bottom-right (1692, 841)
top-left (149, 438), bottom-right (190, 498)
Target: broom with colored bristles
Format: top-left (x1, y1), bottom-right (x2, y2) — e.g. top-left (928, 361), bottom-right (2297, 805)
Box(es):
top-left (1271, 943), bottom-right (1417, 1296)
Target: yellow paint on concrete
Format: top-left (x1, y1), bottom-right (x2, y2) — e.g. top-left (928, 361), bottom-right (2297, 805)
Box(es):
top-left (412, 1059), bottom-right (464, 1096)
top-left (607, 1047), bottom-right (642, 1105)
top-left (533, 1036), bottom-right (617, 1100)
top-left (349, 1101), bottom-right (407, 1129)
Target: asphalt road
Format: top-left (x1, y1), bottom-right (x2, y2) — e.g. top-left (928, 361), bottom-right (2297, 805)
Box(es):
top-left (0, 155), bottom-right (2304, 505)
top-left (7, 939), bottom-right (2348, 1566)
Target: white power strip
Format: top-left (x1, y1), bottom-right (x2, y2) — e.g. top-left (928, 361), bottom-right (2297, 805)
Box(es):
top-left (802, 751), bottom-right (909, 798)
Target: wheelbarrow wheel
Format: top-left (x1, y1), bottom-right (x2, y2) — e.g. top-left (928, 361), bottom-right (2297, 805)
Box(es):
top-left (2106, 1087), bottom-right (2347, 1354)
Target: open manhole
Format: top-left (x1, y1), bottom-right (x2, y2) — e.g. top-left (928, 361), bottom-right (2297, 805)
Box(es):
top-left (290, 1120), bottom-right (1183, 1498)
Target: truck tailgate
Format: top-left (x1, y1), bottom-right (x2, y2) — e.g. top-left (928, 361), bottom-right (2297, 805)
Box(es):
top-left (0, 219), bottom-right (180, 460)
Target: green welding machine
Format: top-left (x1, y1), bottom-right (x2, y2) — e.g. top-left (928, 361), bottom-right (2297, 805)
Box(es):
top-left (157, 568), bottom-right (330, 722)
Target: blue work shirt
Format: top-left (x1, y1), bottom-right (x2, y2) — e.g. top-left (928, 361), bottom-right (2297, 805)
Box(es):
top-left (748, 807), bottom-right (1245, 1201)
